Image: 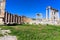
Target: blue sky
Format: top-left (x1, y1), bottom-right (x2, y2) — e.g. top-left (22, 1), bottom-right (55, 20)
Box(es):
top-left (6, 0), bottom-right (60, 18)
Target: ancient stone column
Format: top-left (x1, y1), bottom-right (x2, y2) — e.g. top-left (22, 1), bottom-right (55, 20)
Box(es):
top-left (10, 14), bottom-right (12, 23)
top-left (17, 16), bottom-right (18, 24)
top-left (13, 15), bottom-right (14, 23)
top-left (56, 11), bottom-right (59, 21)
top-left (14, 15), bottom-right (16, 23)
top-left (53, 10), bottom-right (55, 21)
top-left (4, 12), bottom-right (6, 23)
top-left (21, 16), bottom-right (23, 24)
top-left (4, 12), bottom-right (7, 24)
top-left (10, 14), bottom-right (13, 24)
top-left (19, 16), bottom-right (21, 24)
top-left (50, 9), bottom-right (53, 21)
top-left (12, 15), bottom-right (13, 23)
top-left (16, 16), bottom-right (17, 24)
top-left (49, 7), bottom-right (51, 21)
top-left (17, 16), bottom-right (19, 24)
top-left (16, 16), bottom-right (18, 24)
top-left (15, 15), bottom-right (17, 24)
top-left (46, 8), bottom-right (48, 20)
top-left (8, 13), bottom-right (10, 24)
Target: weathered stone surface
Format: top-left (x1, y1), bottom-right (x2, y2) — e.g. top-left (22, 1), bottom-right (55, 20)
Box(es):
top-left (0, 28), bottom-right (17, 40)
top-left (0, 36), bottom-right (17, 40)
top-left (0, 18), bottom-right (4, 25)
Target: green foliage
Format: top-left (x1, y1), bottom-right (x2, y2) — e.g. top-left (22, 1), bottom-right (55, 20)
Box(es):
top-left (0, 34), bottom-right (3, 37)
top-left (0, 24), bottom-right (60, 40)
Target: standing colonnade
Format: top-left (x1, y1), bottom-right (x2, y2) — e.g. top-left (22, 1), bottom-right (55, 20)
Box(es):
top-left (46, 6), bottom-right (59, 24)
top-left (4, 12), bottom-right (25, 24)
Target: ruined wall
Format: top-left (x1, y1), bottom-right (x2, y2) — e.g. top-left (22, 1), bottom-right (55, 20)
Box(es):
top-left (0, 0), bottom-right (6, 25)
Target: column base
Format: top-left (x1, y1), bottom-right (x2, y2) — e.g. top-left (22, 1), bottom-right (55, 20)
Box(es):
top-left (0, 18), bottom-right (4, 25)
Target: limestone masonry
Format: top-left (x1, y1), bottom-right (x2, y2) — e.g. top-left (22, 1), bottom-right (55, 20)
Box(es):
top-left (0, 0), bottom-right (60, 25)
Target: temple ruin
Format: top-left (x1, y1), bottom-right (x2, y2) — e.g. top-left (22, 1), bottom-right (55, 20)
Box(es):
top-left (45, 6), bottom-right (60, 25)
top-left (0, 0), bottom-right (27, 25)
top-left (0, 0), bottom-right (60, 25)
top-left (33, 6), bottom-right (60, 25)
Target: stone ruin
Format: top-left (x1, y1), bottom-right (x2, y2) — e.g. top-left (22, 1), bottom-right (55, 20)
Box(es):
top-left (0, 28), bottom-right (17, 40)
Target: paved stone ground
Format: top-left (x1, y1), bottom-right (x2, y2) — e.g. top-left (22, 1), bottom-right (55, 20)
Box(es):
top-left (0, 28), bottom-right (17, 40)
top-left (0, 35), bottom-right (17, 40)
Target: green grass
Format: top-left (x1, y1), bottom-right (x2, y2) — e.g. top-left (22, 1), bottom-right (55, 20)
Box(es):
top-left (0, 24), bottom-right (60, 40)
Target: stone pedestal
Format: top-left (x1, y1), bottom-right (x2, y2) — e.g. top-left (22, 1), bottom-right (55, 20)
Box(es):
top-left (0, 18), bottom-right (4, 25)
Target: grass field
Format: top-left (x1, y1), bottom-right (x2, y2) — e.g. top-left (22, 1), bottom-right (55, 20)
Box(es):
top-left (0, 24), bottom-right (60, 40)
